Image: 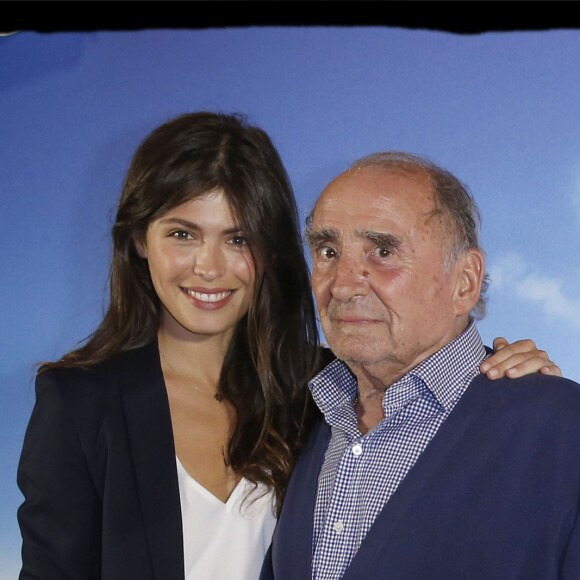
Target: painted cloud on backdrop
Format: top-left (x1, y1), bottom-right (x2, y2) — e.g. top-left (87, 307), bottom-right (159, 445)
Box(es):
top-left (490, 252), bottom-right (580, 331)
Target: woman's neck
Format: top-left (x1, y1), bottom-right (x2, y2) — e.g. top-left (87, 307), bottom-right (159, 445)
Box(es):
top-left (157, 328), bottom-right (227, 392)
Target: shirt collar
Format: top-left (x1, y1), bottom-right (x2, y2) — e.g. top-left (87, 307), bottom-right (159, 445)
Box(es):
top-left (406, 319), bottom-right (486, 409)
top-left (309, 320), bottom-right (486, 418)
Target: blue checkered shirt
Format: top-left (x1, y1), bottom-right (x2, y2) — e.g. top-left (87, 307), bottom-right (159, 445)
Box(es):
top-left (309, 321), bottom-right (487, 580)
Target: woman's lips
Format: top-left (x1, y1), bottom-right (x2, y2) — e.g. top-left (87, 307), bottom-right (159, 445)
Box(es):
top-left (181, 287), bottom-right (234, 309)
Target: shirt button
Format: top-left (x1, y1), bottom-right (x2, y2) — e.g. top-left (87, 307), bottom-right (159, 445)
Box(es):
top-left (334, 520), bottom-right (345, 534)
top-left (351, 443), bottom-right (363, 457)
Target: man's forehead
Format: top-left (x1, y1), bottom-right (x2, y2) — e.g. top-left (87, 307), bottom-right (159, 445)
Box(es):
top-left (312, 166), bottom-right (438, 226)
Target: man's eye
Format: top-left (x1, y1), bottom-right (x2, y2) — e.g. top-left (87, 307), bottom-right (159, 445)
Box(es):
top-left (376, 247), bottom-right (392, 258)
top-left (320, 247), bottom-right (337, 259)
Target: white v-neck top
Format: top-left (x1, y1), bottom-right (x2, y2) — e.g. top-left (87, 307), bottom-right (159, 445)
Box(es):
top-left (176, 456), bottom-right (277, 579)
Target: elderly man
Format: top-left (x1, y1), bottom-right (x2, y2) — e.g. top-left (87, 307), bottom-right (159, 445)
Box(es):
top-left (262, 152), bottom-right (580, 579)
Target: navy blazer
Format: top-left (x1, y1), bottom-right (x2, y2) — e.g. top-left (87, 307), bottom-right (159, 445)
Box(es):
top-left (262, 373), bottom-right (580, 579)
top-left (17, 341), bottom-right (185, 579)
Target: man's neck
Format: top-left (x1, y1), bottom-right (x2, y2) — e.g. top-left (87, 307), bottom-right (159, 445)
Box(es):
top-left (349, 319), bottom-right (473, 432)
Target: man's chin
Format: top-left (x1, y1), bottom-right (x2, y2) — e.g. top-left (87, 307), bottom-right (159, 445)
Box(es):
top-left (335, 349), bottom-right (400, 368)
top-left (325, 332), bottom-right (403, 367)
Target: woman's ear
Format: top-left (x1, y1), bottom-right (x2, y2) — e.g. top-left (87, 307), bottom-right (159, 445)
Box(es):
top-left (453, 248), bottom-right (485, 316)
top-left (134, 236), bottom-right (148, 259)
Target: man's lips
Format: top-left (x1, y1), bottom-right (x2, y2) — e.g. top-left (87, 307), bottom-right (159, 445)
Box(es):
top-left (330, 316), bottom-right (382, 324)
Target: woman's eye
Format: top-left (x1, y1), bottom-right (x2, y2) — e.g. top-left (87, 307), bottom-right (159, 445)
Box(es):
top-left (170, 230), bottom-right (192, 240)
top-left (228, 235), bottom-right (247, 247)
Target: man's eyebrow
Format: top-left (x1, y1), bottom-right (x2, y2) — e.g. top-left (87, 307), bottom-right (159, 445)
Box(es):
top-left (304, 226), bottom-right (338, 246)
top-left (356, 230), bottom-right (400, 249)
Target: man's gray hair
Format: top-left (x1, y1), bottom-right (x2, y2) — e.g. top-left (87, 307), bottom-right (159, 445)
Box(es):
top-left (308, 151), bottom-right (489, 319)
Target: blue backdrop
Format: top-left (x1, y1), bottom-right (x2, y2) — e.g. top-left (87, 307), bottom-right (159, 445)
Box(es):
top-left (2, 26), bottom-right (580, 576)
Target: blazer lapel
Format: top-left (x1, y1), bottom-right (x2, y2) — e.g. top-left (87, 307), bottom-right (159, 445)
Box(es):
top-left (118, 340), bottom-right (184, 580)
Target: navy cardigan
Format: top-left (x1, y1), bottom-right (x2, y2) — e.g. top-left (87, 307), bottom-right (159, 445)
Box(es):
top-left (262, 373), bottom-right (580, 579)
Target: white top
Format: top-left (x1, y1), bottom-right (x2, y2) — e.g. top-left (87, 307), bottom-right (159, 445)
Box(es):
top-left (176, 456), bottom-right (277, 580)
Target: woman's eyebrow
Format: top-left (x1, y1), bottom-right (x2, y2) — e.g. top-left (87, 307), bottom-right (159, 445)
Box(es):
top-left (157, 217), bottom-right (242, 235)
top-left (157, 217), bottom-right (200, 229)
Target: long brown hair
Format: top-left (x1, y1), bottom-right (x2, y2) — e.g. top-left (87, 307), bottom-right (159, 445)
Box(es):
top-left (44, 111), bottom-right (321, 508)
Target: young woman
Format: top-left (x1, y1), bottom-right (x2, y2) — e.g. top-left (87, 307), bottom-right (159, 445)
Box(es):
top-left (17, 112), bottom-right (559, 580)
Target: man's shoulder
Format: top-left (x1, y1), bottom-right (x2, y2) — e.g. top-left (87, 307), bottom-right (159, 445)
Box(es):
top-left (439, 374), bottom-right (580, 462)
top-left (472, 372), bottom-right (580, 395)
top-left (468, 372), bottom-right (580, 420)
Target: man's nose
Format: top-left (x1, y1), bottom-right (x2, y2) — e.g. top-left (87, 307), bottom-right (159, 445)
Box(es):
top-left (192, 242), bottom-right (225, 281)
top-left (329, 253), bottom-right (369, 302)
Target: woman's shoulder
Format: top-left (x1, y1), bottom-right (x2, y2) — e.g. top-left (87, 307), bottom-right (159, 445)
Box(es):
top-left (36, 341), bottom-right (158, 399)
top-left (24, 343), bottom-right (165, 483)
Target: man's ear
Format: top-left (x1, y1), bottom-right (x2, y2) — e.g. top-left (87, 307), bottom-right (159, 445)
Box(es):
top-left (134, 236), bottom-right (148, 259)
top-left (453, 248), bottom-right (485, 316)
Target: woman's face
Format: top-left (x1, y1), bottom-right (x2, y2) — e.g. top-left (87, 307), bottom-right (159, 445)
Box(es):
top-left (136, 189), bottom-right (256, 345)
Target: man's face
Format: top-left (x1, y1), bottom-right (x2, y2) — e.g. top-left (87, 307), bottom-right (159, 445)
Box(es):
top-left (308, 165), bottom-right (475, 382)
